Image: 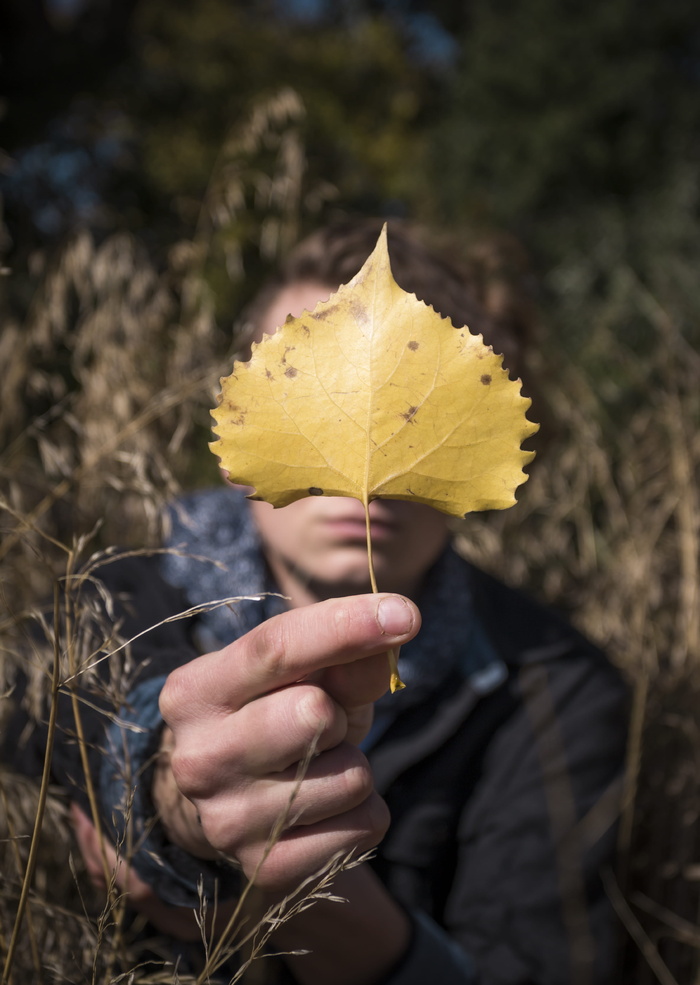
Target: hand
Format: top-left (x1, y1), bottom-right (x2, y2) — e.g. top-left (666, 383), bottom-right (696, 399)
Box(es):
top-left (158, 593), bottom-right (420, 892)
top-left (70, 803), bottom-right (236, 940)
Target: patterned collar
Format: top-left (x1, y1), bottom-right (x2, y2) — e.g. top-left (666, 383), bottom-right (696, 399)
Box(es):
top-left (160, 486), bottom-right (503, 722)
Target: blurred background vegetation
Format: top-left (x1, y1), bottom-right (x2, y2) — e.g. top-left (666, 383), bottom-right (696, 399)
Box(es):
top-left (1, 1), bottom-right (699, 982)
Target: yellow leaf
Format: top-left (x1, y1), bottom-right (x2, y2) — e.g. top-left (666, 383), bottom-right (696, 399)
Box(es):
top-left (212, 225), bottom-right (537, 515)
top-left (210, 224), bottom-right (538, 689)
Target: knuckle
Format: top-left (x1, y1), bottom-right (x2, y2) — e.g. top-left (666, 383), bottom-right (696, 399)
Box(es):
top-left (169, 746), bottom-right (208, 799)
top-left (249, 619), bottom-right (290, 682)
top-left (199, 811), bottom-right (238, 856)
top-left (198, 799), bottom-right (256, 860)
top-left (159, 666), bottom-right (192, 725)
top-left (330, 600), bottom-right (356, 649)
top-left (357, 792), bottom-right (391, 847)
top-left (242, 845), bottom-right (290, 891)
top-left (296, 686), bottom-right (341, 740)
top-left (340, 757), bottom-right (375, 807)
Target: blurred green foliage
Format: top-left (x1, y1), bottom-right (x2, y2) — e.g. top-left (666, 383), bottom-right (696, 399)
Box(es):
top-left (2, 0), bottom-right (699, 412)
top-left (430, 0), bottom-right (700, 225)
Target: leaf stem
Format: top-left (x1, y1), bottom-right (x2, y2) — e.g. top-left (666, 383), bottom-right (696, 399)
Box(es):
top-left (363, 497), bottom-right (405, 692)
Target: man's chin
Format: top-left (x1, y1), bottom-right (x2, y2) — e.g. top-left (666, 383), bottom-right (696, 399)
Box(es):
top-left (305, 563), bottom-right (419, 601)
top-left (303, 572), bottom-right (374, 601)
top-left (270, 550), bottom-right (415, 603)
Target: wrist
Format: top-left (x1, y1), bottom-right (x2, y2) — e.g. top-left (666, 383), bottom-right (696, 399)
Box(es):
top-left (269, 862), bottom-right (411, 985)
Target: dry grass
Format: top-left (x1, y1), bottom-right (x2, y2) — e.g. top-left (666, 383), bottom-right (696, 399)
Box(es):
top-left (0, 92), bottom-right (370, 983)
top-left (454, 286), bottom-right (700, 983)
top-left (0, 533), bottom-right (366, 983)
top-left (2, 94), bottom-right (700, 981)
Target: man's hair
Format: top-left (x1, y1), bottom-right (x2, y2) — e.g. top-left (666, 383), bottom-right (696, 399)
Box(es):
top-left (238, 217), bottom-right (536, 386)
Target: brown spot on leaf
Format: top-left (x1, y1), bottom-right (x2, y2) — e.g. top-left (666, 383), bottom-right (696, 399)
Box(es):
top-left (400, 406), bottom-right (419, 423)
top-left (481, 374), bottom-right (492, 385)
top-left (281, 345), bottom-right (296, 365)
top-left (285, 366), bottom-right (298, 378)
top-left (350, 300), bottom-right (369, 325)
top-left (407, 340), bottom-right (419, 351)
top-left (265, 369), bottom-right (274, 380)
top-left (308, 487), bottom-right (324, 496)
top-left (224, 402), bottom-right (246, 426)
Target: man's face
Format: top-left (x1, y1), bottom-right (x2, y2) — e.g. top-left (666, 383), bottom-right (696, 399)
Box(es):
top-left (244, 280), bottom-right (450, 606)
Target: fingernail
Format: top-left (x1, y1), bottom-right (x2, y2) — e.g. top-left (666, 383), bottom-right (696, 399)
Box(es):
top-left (377, 596), bottom-right (413, 636)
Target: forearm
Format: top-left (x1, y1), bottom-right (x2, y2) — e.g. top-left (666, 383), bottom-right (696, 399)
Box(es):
top-left (270, 864), bottom-right (411, 985)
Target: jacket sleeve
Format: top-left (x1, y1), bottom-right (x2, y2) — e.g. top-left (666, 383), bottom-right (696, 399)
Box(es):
top-left (445, 647), bottom-right (628, 985)
top-left (4, 554), bottom-right (199, 800)
top-left (383, 910), bottom-right (478, 985)
top-left (4, 554), bottom-right (242, 903)
top-left (98, 672), bottom-right (240, 905)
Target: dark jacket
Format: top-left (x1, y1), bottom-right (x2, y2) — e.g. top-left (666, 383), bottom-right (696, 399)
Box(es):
top-left (370, 562), bottom-right (627, 985)
top-left (3, 554), bottom-right (628, 985)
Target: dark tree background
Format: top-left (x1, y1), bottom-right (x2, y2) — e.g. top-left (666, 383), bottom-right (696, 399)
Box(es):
top-left (2, 0), bottom-right (699, 332)
top-left (2, 0), bottom-right (700, 357)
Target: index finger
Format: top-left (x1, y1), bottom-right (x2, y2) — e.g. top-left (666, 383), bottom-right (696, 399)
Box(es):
top-left (159, 593), bottom-right (419, 723)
